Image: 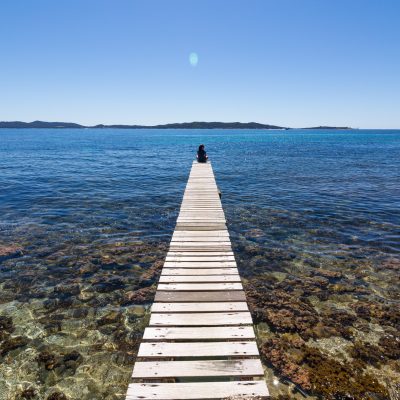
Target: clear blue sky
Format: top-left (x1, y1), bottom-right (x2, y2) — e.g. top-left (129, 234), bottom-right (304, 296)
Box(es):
top-left (1, 0), bottom-right (399, 128)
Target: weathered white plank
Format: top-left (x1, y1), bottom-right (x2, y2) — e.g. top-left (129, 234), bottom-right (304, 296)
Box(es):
top-left (159, 275), bottom-right (240, 283)
top-left (161, 267), bottom-right (238, 275)
top-left (167, 253), bottom-right (234, 261)
top-left (170, 241), bottom-right (231, 246)
top-left (175, 226), bottom-right (227, 231)
top-left (180, 203), bottom-right (221, 206)
top-left (143, 326), bottom-right (255, 340)
top-left (171, 236), bottom-right (230, 241)
top-left (151, 302), bottom-right (249, 312)
top-left (155, 290), bottom-right (246, 302)
top-left (131, 359), bottom-right (264, 378)
top-left (165, 259), bottom-right (235, 264)
top-left (157, 282), bottom-right (243, 291)
top-left (178, 217), bottom-right (224, 219)
top-left (173, 230), bottom-right (228, 235)
top-left (126, 381), bottom-right (269, 400)
top-left (163, 262), bottom-right (237, 268)
top-left (167, 248), bottom-right (233, 253)
top-left (169, 248), bottom-right (232, 252)
top-left (168, 248), bottom-right (233, 253)
top-left (150, 312), bottom-right (252, 326)
top-left (171, 238), bottom-right (230, 243)
top-left (137, 341), bottom-right (259, 357)
top-left (177, 215), bottom-right (225, 218)
top-left (166, 255), bottom-right (235, 262)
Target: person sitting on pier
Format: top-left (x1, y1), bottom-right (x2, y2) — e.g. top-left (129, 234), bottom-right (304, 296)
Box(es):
top-left (197, 144), bottom-right (208, 163)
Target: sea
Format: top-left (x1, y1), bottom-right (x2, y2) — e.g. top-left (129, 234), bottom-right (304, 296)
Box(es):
top-left (0, 129), bottom-right (399, 400)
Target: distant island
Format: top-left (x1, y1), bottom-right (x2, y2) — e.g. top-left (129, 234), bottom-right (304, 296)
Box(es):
top-left (303, 125), bottom-right (352, 130)
top-left (0, 120), bottom-right (353, 130)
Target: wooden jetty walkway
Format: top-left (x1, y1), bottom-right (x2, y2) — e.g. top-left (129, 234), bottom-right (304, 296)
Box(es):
top-left (125, 161), bottom-right (269, 399)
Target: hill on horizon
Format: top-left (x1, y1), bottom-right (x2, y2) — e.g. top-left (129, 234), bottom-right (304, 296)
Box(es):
top-left (0, 120), bottom-right (353, 130)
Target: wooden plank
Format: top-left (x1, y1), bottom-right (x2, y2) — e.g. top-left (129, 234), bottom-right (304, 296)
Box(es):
top-left (126, 381), bottom-right (269, 400)
top-left (168, 248), bottom-right (232, 252)
top-left (171, 237), bottom-right (230, 241)
top-left (169, 247), bottom-right (232, 251)
top-left (171, 236), bottom-right (230, 241)
top-left (167, 251), bottom-right (234, 256)
top-left (183, 195), bottom-right (219, 197)
top-left (149, 312), bottom-right (252, 326)
top-left (157, 283), bottom-right (243, 291)
top-left (170, 241), bottom-right (231, 246)
top-left (131, 359), bottom-right (264, 378)
top-left (176, 221), bottom-right (226, 224)
top-left (163, 262), bottom-right (237, 268)
top-left (166, 251), bottom-right (234, 255)
top-left (159, 275), bottom-right (241, 283)
top-left (168, 249), bottom-right (233, 252)
top-left (137, 341), bottom-right (259, 357)
top-left (177, 217), bottom-right (225, 219)
top-left (166, 255), bottom-right (235, 261)
top-left (178, 209), bottom-right (223, 211)
top-left (175, 226), bottom-right (227, 231)
top-left (165, 259), bottom-right (235, 264)
top-left (143, 326), bottom-right (255, 340)
top-left (177, 213), bottom-right (225, 216)
top-left (177, 216), bottom-right (225, 219)
top-left (168, 248), bottom-right (233, 253)
top-left (155, 291), bottom-right (246, 302)
top-left (161, 267), bottom-right (238, 275)
top-left (180, 203), bottom-right (221, 205)
top-left (151, 302), bottom-right (249, 312)
top-left (175, 223), bottom-right (226, 226)
top-left (180, 202), bottom-right (222, 204)
top-left (174, 231), bottom-right (227, 234)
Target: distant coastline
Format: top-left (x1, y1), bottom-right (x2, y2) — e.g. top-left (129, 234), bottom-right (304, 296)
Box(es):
top-left (0, 120), bottom-right (353, 130)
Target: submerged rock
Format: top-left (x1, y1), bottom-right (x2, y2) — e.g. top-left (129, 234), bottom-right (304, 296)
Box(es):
top-left (0, 244), bottom-right (23, 261)
top-left (246, 281), bottom-right (319, 338)
top-left (123, 286), bottom-right (156, 305)
top-left (37, 350), bottom-right (83, 376)
top-left (350, 341), bottom-right (385, 367)
top-left (378, 332), bottom-right (400, 360)
top-left (260, 336), bottom-right (390, 399)
top-left (0, 335), bottom-right (29, 356)
top-left (260, 337), bottom-right (311, 390)
top-left (37, 351), bottom-right (57, 370)
top-left (97, 310), bottom-right (123, 326)
top-left (303, 346), bottom-right (389, 399)
top-left (46, 393), bottom-right (68, 400)
top-left (18, 388), bottom-right (37, 399)
top-left (0, 315), bottom-right (14, 340)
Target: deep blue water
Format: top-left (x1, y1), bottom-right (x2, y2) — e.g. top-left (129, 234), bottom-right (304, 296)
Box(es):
top-left (1, 129), bottom-right (399, 246)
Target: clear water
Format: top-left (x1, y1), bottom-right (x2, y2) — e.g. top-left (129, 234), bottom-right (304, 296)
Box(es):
top-left (0, 129), bottom-right (399, 399)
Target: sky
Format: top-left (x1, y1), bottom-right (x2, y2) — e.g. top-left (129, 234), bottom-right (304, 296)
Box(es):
top-left (1, 0), bottom-right (400, 128)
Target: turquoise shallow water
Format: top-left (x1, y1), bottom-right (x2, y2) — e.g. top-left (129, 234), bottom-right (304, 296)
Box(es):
top-left (0, 129), bottom-right (399, 399)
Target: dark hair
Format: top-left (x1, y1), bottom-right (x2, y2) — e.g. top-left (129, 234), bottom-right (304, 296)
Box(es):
top-left (198, 144), bottom-right (205, 151)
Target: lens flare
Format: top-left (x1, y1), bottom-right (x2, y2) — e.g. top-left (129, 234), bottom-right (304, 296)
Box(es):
top-left (189, 52), bottom-right (198, 67)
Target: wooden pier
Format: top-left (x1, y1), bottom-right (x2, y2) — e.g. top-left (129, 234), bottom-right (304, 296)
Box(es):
top-left (125, 161), bottom-right (269, 399)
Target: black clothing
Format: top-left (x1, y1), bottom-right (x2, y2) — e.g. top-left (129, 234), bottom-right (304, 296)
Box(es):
top-left (197, 149), bottom-right (207, 163)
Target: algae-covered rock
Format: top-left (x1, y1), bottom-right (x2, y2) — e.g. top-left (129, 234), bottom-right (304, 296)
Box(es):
top-left (0, 336), bottom-right (29, 356)
top-left (46, 392), bottom-right (68, 400)
top-left (0, 244), bottom-right (23, 261)
top-left (123, 286), bottom-right (156, 305)
top-left (96, 310), bottom-right (123, 327)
